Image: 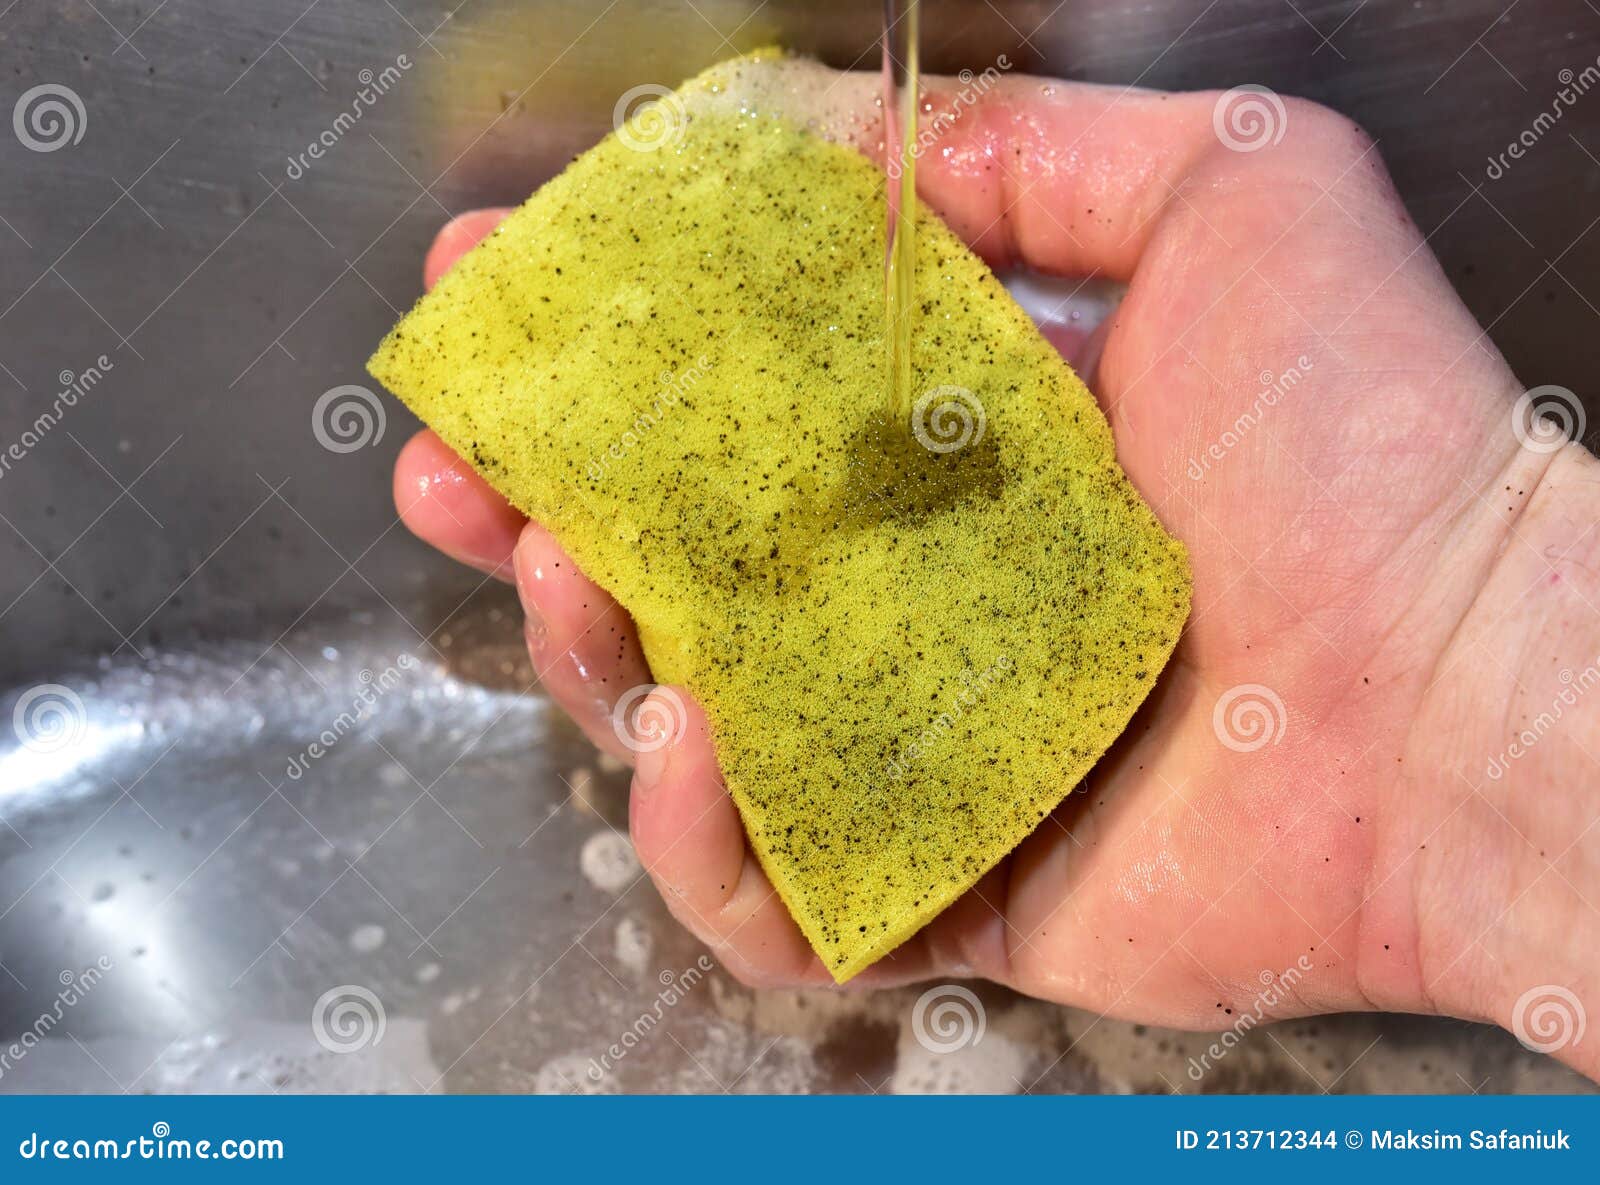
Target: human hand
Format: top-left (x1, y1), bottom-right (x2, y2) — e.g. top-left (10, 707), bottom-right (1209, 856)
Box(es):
top-left (393, 64), bottom-right (1600, 1079)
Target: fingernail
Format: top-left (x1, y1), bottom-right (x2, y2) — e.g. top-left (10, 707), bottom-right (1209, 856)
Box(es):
top-left (420, 460), bottom-right (471, 497)
top-left (634, 740), bottom-right (672, 806)
top-left (522, 612), bottom-right (547, 655)
top-left (524, 614), bottom-right (550, 662)
top-left (513, 547), bottom-right (549, 645)
top-left (513, 549), bottom-right (536, 603)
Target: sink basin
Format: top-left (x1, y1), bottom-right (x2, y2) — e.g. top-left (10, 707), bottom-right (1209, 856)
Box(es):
top-left (1, 603), bottom-right (1588, 1094)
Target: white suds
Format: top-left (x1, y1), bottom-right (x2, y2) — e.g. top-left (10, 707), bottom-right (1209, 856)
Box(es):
top-left (580, 831), bottom-right (640, 895)
top-left (612, 916), bottom-right (653, 977)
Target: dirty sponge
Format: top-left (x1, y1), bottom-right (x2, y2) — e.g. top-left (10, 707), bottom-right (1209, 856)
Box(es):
top-left (368, 51), bottom-right (1190, 982)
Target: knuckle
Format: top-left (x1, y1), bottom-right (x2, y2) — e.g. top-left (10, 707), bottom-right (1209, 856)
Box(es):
top-left (715, 949), bottom-right (779, 989)
top-left (1199, 89), bottom-right (1397, 210)
top-left (1283, 96), bottom-right (1376, 158)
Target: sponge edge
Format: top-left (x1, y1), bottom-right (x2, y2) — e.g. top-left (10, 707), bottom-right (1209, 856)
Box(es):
top-left (368, 50), bottom-right (1190, 982)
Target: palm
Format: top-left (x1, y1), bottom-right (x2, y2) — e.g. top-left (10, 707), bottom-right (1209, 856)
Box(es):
top-left (914, 104), bottom-right (1522, 1022)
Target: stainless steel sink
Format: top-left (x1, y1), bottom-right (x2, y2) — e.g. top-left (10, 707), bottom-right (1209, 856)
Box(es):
top-left (2, 0), bottom-right (1596, 1093)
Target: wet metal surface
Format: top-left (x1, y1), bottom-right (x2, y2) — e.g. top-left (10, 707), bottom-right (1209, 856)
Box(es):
top-left (2, 0), bottom-right (1598, 1092)
top-left (1, 614), bottom-right (1591, 1094)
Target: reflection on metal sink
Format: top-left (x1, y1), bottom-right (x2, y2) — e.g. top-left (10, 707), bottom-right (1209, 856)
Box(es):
top-left (1, 600), bottom-right (1586, 1093)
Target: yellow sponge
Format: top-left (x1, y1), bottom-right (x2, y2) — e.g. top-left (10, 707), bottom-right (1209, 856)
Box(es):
top-left (368, 51), bottom-right (1190, 982)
